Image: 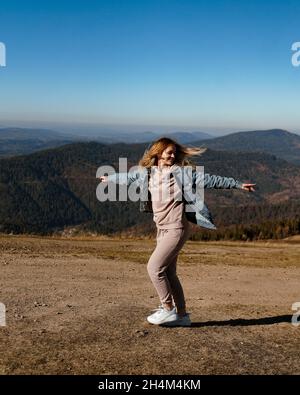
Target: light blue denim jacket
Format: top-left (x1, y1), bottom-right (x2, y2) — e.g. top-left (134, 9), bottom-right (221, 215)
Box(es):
top-left (107, 165), bottom-right (244, 230)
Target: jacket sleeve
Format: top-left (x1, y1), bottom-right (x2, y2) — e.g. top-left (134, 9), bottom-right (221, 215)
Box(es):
top-left (106, 169), bottom-right (140, 186)
top-left (193, 171), bottom-right (244, 189)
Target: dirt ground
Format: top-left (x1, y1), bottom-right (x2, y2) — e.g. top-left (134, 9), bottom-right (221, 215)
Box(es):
top-left (0, 233), bottom-right (300, 375)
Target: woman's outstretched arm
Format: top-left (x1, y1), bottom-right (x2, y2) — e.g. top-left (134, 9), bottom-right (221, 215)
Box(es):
top-left (193, 172), bottom-right (256, 191)
top-left (98, 168), bottom-right (141, 186)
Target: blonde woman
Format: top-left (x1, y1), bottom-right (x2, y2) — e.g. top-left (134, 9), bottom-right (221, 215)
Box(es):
top-left (99, 137), bottom-right (255, 327)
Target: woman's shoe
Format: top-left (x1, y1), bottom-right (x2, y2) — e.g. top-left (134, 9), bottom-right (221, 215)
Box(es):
top-left (161, 313), bottom-right (191, 327)
top-left (147, 306), bottom-right (178, 325)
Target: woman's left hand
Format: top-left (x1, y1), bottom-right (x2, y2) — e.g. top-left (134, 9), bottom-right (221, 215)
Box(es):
top-left (242, 183), bottom-right (256, 192)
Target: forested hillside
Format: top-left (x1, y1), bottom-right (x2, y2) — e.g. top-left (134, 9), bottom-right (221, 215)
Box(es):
top-left (0, 141), bottom-right (299, 240)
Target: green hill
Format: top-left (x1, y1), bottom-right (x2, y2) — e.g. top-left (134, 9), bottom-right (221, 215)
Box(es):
top-left (194, 129), bottom-right (300, 165)
top-left (0, 141), bottom-right (299, 239)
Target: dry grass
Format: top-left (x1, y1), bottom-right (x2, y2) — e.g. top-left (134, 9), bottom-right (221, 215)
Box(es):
top-left (1, 234), bottom-right (300, 374)
top-left (1, 233), bottom-right (299, 268)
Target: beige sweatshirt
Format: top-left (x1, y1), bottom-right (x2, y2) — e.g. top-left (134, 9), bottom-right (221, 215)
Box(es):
top-left (148, 165), bottom-right (189, 229)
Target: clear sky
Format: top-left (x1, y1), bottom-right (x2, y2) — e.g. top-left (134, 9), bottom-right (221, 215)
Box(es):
top-left (0, 0), bottom-right (300, 135)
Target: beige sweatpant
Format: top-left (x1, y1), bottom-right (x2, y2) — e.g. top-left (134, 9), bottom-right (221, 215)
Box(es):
top-left (147, 222), bottom-right (191, 311)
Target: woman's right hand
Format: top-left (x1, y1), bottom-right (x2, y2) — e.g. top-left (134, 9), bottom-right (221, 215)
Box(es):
top-left (98, 175), bottom-right (108, 183)
top-left (241, 183), bottom-right (256, 192)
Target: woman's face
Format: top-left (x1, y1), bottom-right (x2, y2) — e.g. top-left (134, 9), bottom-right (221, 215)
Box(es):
top-left (158, 144), bottom-right (176, 167)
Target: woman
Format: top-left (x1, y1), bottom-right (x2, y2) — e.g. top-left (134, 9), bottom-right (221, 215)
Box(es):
top-left (99, 137), bottom-right (255, 327)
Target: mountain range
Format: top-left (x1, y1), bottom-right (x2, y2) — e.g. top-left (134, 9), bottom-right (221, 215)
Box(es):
top-left (0, 138), bottom-right (299, 237)
top-left (194, 129), bottom-right (300, 165)
top-left (0, 127), bottom-right (212, 157)
top-left (1, 128), bottom-right (299, 167)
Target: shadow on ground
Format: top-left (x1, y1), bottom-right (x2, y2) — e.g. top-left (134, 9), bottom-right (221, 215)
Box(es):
top-left (190, 315), bottom-right (293, 328)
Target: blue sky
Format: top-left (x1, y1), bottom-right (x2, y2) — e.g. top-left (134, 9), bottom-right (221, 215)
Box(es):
top-left (0, 0), bottom-right (300, 135)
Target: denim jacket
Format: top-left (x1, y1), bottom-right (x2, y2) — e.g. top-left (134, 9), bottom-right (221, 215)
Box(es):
top-left (107, 165), bottom-right (244, 230)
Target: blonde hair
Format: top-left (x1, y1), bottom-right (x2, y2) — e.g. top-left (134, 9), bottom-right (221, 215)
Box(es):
top-left (138, 137), bottom-right (207, 169)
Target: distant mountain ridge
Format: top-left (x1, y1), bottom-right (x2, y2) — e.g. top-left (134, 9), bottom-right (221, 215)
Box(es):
top-left (193, 129), bottom-right (300, 165)
top-left (0, 127), bottom-right (82, 157)
top-left (0, 127), bottom-right (76, 141)
top-left (1, 127), bottom-right (300, 165)
top-left (0, 127), bottom-right (213, 157)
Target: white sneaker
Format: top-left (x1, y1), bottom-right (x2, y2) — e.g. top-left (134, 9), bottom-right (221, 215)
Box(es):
top-left (161, 313), bottom-right (191, 327)
top-left (147, 305), bottom-right (178, 325)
